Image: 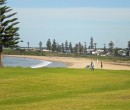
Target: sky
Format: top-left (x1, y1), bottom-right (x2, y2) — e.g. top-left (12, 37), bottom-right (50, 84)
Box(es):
top-left (6, 0), bottom-right (130, 48)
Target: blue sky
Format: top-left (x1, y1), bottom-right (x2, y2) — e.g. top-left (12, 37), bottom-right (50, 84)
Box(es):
top-left (7, 0), bottom-right (130, 48)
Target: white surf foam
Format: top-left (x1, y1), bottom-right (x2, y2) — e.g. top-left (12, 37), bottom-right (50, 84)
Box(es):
top-left (31, 60), bottom-right (52, 68)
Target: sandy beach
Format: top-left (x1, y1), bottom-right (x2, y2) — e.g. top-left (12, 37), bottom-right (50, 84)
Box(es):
top-left (5, 55), bottom-right (130, 70)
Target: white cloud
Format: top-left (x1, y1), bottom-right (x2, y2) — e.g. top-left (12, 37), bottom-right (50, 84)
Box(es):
top-left (15, 7), bottom-right (130, 20)
top-left (13, 7), bottom-right (130, 48)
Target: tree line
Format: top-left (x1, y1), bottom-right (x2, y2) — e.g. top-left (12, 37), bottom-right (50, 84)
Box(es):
top-left (46, 37), bottom-right (95, 54)
top-left (45, 37), bottom-right (130, 55)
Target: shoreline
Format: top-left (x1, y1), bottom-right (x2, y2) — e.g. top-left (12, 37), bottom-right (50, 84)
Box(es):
top-left (4, 55), bottom-right (130, 70)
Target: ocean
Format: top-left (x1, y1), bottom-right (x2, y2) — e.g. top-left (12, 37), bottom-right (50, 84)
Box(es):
top-left (3, 56), bottom-right (67, 68)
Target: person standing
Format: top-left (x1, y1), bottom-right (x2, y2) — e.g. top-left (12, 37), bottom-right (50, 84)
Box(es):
top-left (101, 62), bottom-right (103, 69)
top-left (96, 59), bottom-right (99, 69)
top-left (91, 60), bottom-right (94, 70)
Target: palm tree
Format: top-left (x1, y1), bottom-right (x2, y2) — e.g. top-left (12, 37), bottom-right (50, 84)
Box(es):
top-left (0, 0), bottom-right (20, 67)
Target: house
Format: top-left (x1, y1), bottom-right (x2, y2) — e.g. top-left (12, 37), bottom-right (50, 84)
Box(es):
top-left (42, 49), bottom-right (50, 52)
top-left (95, 49), bottom-right (104, 55)
top-left (86, 49), bottom-right (95, 55)
top-left (118, 50), bottom-right (126, 56)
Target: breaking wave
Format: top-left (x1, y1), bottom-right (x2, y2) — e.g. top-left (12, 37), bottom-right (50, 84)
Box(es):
top-left (31, 60), bottom-right (52, 68)
top-left (3, 56), bottom-right (52, 68)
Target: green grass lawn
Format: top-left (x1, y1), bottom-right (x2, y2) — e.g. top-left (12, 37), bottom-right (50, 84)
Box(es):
top-left (0, 68), bottom-right (130, 110)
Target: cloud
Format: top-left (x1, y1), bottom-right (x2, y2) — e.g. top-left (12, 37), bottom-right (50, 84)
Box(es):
top-left (13, 7), bottom-right (130, 48)
top-left (15, 7), bottom-right (130, 20)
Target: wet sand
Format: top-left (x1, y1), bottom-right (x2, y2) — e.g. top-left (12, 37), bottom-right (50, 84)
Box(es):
top-left (5, 55), bottom-right (130, 70)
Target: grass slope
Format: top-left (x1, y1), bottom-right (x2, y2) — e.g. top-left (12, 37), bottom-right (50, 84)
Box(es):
top-left (0, 68), bottom-right (130, 110)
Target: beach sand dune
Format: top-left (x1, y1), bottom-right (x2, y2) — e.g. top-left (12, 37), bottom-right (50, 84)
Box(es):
top-left (6, 55), bottom-right (130, 70)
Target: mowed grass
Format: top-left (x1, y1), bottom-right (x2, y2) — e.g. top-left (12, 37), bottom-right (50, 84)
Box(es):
top-left (0, 68), bottom-right (130, 110)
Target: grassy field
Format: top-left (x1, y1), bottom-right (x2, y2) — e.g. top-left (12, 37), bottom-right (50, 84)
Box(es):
top-left (0, 68), bottom-right (130, 110)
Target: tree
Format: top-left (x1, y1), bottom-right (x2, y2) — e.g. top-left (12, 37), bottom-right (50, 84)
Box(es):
top-left (113, 47), bottom-right (120, 56)
top-left (39, 41), bottom-right (42, 51)
top-left (65, 40), bottom-right (68, 51)
top-left (46, 39), bottom-right (51, 51)
top-left (78, 42), bottom-right (83, 54)
top-left (74, 43), bottom-right (78, 54)
top-left (61, 43), bottom-right (64, 52)
top-left (69, 42), bottom-right (73, 53)
top-left (128, 41), bottom-right (130, 50)
top-left (84, 42), bottom-right (87, 52)
top-left (90, 37), bottom-right (94, 49)
top-left (103, 43), bottom-right (107, 54)
top-left (27, 41), bottom-right (29, 50)
top-left (108, 41), bottom-right (114, 54)
top-left (0, 0), bottom-right (20, 67)
top-left (56, 43), bottom-right (61, 52)
top-left (94, 43), bottom-right (97, 51)
top-left (52, 39), bottom-right (56, 51)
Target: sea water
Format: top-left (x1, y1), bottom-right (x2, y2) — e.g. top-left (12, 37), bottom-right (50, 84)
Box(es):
top-left (3, 56), bottom-right (67, 68)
